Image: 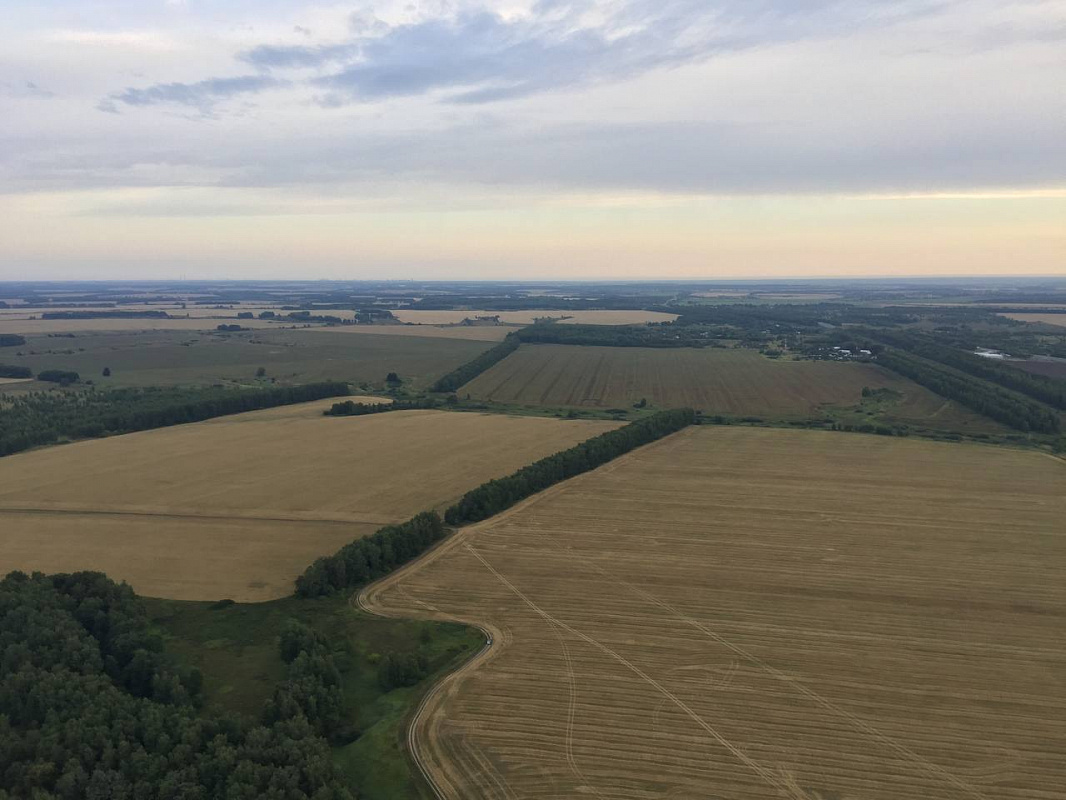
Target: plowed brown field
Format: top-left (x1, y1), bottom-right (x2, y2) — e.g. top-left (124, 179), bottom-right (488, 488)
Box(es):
top-left (0, 402), bottom-right (617, 601)
top-left (365, 427), bottom-right (1066, 800)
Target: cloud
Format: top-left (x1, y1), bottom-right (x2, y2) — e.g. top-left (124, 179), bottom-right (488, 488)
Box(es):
top-left (106, 75), bottom-right (286, 112)
top-left (174, 0), bottom-right (961, 107)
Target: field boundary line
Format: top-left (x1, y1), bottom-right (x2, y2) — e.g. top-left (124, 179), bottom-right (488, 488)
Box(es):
top-left (0, 505), bottom-right (393, 527)
top-left (355, 427), bottom-right (696, 800)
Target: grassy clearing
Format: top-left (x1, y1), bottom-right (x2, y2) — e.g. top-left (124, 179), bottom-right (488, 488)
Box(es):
top-left (146, 593), bottom-right (482, 800)
top-left (367, 426), bottom-right (1066, 800)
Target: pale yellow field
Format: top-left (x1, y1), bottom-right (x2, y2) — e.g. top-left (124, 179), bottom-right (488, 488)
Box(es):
top-left (1001, 312), bottom-right (1066, 328)
top-left (391, 309), bottom-right (679, 326)
top-left (366, 427), bottom-right (1066, 800)
top-left (0, 401), bottom-right (617, 601)
top-left (0, 317), bottom-right (284, 334)
top-left (305, 323), bottom-right (512, 341)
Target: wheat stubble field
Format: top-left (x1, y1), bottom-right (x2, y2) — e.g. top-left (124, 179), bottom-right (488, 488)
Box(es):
top-left (0, 401), bottom-right (617, 601)
top-left (365, 427), bottom-right (1066, 800)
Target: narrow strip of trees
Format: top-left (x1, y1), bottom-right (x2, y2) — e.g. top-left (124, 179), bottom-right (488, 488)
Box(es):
top-left (296, 511), bottom-right (447, 597)
top-left (324, 397), bottom-right (440, 416)
top-left (863, 330), bottom-right (1066, 410)
top-left (445, 408), bottom-right (696, 524)
top-left (297, 408), bottom-right (696, 598)
top-left (0, 365), bottom-right (31, 379)
top-left (877, 350), bottom-right (1060, 433)
top-left (0, 334), bottom-right (25, 347)
top-left (430, 333), bottom-right (520, 392)
top-left (0, 381), bottom-right (350, 457)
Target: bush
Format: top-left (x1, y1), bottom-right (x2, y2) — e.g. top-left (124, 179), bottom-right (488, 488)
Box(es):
top-left (37, 369), bottom-right (80, 385)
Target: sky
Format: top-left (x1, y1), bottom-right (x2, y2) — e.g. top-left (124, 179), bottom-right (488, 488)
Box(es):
top-left (1, 0), bottom-right (1064, 280)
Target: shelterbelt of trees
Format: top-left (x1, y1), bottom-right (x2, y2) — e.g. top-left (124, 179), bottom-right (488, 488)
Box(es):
top-left (877, 350), bottom-right (1060, 434)
top-left (857, 329), bottom-right (1066, 410)
top-left (324, 397), bottom-right (440, 416)
top-left (297, 408), bottom-right (696, 598)
top-left (0, 571), bottom-right (353, 800)
top-left (0, 381), bottom-right (350, 457)
top-left (431, 333), bottom-right (520, 392)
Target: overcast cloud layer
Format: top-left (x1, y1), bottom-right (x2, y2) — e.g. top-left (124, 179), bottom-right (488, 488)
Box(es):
top-left (1, 0), bottom-right (1064, 278)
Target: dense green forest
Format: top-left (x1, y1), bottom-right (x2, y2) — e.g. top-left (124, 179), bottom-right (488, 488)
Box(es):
top-left (431, 333), bottom-right (520, 392)
top-left (445, 408), bottom-right (696, 525)
top-left (0, 571), bottom-right (353, 800)
top-left (296, 512), bottom-right (447, 598)
top-left (0, 365), bottom-right (31, 379)
top-left (0, 381), bottom-right (350, 457)
top-left (877, 350), bottom-right (1060, 433)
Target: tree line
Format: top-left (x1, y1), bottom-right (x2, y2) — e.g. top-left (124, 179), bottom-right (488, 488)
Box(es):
top-left (877, 349), bottom-right (1060, 433)
top-left (0, 334), bottom-right (25, 347)
top-left (0, 570), bottom-right (353, 800)
top-left (40, 310), bottom-right (170, 319)
top-left (324, 397), bottom-right (440, 416)
top-left (0, 381), bottom-right (350, 457)
top-left (0, 365), bottom-right (31, 379)
top-left (296, 512), bottom-right (447, 598)
top-left (430, 333), bottom-right (520, 392)
top-left (445, 408), bottom-right (696, 524)
top-left (860, 330), bottom-right (1066, 410)
top-left (514, 323), bottom-right (698, 348)
top-left (295, 409), bottom-right (696, 598)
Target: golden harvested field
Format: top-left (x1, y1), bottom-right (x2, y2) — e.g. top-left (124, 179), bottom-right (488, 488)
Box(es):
top-left (365, 426), bottom-right (1066, 800)
top-left (0, 402), bottom-right (617, 601)
top-left (1001, 313), bottom-right (1066, 328)
top-left (391, 310), bottom-right (679, 325)
top-left (460, 344), bottom-right (995, 427)
top-left (307, 323), bottom-right (512, 341)
top-left (0, 317), bottom-right (283, 334)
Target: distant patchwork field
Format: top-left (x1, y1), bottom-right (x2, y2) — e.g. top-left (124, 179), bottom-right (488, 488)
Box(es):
top-left (391, 309), bottom-right (679, 325)
top-left (460, 344), bottom-right (996, 427)
top-left (0, 402), bottom-right (618, 601)
top-left (367, 426), bottom-right (1066, 800)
